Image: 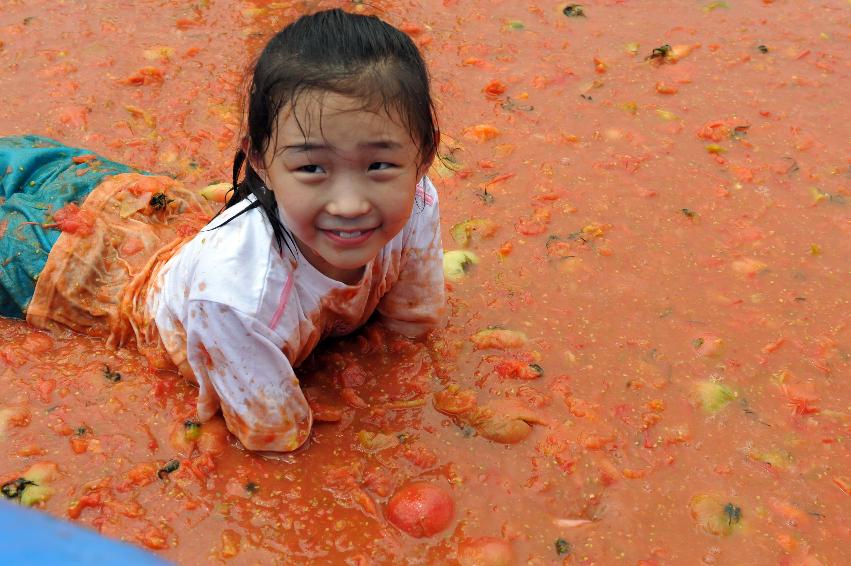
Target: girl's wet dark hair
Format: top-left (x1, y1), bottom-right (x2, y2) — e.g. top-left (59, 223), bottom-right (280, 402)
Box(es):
top-left (221, 8), bottom-right (440, 255)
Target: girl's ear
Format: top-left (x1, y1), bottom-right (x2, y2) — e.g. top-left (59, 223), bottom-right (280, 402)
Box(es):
top-left (243, 136), bottom-right (270, 184)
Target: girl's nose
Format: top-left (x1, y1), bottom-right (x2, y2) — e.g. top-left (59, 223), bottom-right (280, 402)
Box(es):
top-left (325, 182), bottom-right (371, 218)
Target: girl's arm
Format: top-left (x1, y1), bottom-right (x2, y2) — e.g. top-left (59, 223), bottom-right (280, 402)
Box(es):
top-left (375, 177), bottom-right (447, 338)
top-left (182, 300), bottom-right (313, 452)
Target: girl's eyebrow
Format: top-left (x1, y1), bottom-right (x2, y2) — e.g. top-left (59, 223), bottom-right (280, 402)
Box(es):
top-left (282, 143), bottom-right (327, 153)
top-left (358, 140), bottom-right (402, 150)
top-left (282, 141), bottom-right (402, 153)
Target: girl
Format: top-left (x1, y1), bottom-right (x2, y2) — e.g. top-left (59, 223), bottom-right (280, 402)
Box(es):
top-left (0, 9), bottom-right (445, 452)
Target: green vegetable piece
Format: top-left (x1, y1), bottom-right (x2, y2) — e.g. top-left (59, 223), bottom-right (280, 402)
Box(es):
top-left (501, 97), bottom-right (534, 113)
top-left (562, 4), bottom-right (585, 17)
top-left (748, 448), bottom-right (793, 469)
top-left (619, 101), bottom-right (638, 115)
top-left (1, 472), bottom-right (54, 507)
top-left (723, 503), bottom-right (742, 525)
top-left (731, 125), bottom-right (750, 139)
top-left (655, 109), bottom-right (679, 121)
top-left (357, 430), bottom-right (399, 452)
top-left (783, 157), bottom-right (800, 175)
top-left (682, 208), bottom-right (697, 218)
top-left (704, 1), bottom-right (729, 12)
top-left (23, 462), bottom-right (58, 484)
top-left (757, 45), bottom-right (769, 53)
top-left (475, 189), bottom-right (495, 205)
top-left (554, 538), bottom-right (572, 556)
top-left (645, 44), bottom-right (672, 61)
top-left (443, 250), bottom-right (480, 282)
top-left (505, 19), bottom-right (525, 30)
top-left (451, 219), bottom-right (497, 247)
top-left (103, 365), bottom-right (122, 383)
top-left (528, 364), bottom-right (544, 377)
top-left (706, 144), bottom-right (727, 154)
top-left (148, 192), bottom-right (174, 210)
top-left (432, 153), bottom-right (464, 178)
top-left (184, 420), bottom-right (202, 442)
top-left (20, 484), bottom-right (53, 507)
top-left (157, 459), bottom-right (180, 479)
top-left (2, 478), bottom-right (36, 500)
top-left (245, 482), bottom-right (259, 495)
top-left (698, 381), bottom-right (736, 414)
top-left (690, 494), bottom-right (742, 536)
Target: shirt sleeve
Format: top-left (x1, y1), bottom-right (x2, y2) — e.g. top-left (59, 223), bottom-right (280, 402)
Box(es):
top-left (376, 176), bottom-right (447, 338)
top-left (183, 299), bottom-right (312, 452)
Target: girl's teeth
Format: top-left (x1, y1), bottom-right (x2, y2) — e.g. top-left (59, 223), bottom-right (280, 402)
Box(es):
top-left (334, 230), bottom-right (363, 239)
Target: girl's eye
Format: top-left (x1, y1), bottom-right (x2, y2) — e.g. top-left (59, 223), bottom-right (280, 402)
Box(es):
top-left (297, 164), bottom-right (325, 174)
top-left (368, 162), bottom-right (394, 171)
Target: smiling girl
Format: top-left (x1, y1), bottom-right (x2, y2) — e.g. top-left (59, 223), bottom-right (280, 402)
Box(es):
top-left (0, 9), bottom-right (445, 452)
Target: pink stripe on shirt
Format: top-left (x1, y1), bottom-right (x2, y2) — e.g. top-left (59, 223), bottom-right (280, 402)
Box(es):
top-left (269, 274), bottom-right (294, 329)
top-left (415, 182), bottom-right (434, 206)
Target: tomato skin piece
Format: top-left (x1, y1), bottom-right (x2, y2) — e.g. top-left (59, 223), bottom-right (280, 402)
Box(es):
top-left (119, 236), bottom-right (145, 256)
top-left (433, 384), bottom-right (477, 416)
top-left (53, 203), bottom-right (95, 236)
top-left (472, 410), bottom-right (531, 444)
top-left (338, 364), bottom-right (368, 388)
top-left (655, 82), bottom-right (678, 95)
top-left (471, 400), bottom-right (547, 444)
top-left (470, 328), bottom-right (527, 350)
top-left (21, 332), bottom-right (54, 354)
top-left (833, 476), bottom-right (851, 496)
top-left (385, 482), bottom-right (455, 537)
top-left (197, 417), bottom-right (229, 457)
top-left (138, 525), bottom-right (169, 550)
top-left (465, 124), bottom-right (500, 141)
top-left (307, 399), bottom-right (343, 422)
top-left (168, 421), bottom-right (196, 457)
top-left (341, 387), bottom-right (368, 409)
top-left (482, 80), bottom-right (507, 98)
top-left (67, 493), bottom-right (101, 519)
top-left (457, 537), bottom-right (516, 566)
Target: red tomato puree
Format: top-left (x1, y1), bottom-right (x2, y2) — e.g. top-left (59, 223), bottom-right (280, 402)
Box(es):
top-left (1, 0), bottom-right (849, 564)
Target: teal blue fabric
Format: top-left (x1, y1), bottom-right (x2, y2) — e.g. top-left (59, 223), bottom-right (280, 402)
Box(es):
top-left (0, 135), bottom-right (146, 318)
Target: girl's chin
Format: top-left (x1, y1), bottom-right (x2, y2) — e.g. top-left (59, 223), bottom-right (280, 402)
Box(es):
top-left (316, 260), bottom-right (368, 284)
top-left (300, 242), bottom-right (374, 283)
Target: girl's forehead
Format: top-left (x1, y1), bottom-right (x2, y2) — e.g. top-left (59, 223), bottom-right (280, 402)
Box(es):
top-left (275, 91), bottom-right (408, 142)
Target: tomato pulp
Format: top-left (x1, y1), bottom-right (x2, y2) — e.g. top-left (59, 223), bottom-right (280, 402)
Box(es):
top-left (1, 0), bottom-right (849, 564)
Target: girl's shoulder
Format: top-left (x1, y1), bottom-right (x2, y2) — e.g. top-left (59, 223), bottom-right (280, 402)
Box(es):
top-left (163, 197), bottom-right (291, 315)
top-left (194, 197), bottom-right (273, 262)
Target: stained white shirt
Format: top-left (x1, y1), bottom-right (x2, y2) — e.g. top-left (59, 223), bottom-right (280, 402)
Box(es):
top-left (147, 178), bottom-right (444, 451)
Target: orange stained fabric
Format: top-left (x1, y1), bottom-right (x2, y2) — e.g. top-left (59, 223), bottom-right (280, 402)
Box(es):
top-left (26, 173), bottom-right (216, 366)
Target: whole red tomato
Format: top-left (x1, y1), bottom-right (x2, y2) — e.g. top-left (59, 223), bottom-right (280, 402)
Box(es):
top-left (385, 482), bottom-right (455, 537)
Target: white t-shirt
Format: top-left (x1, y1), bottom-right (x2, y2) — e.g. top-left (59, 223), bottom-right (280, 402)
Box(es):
top-left (147, 177), bottom-right (445, 451)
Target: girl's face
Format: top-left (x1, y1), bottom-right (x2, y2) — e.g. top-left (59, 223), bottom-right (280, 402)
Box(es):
top-left (256, 91), bottom-right (427, 284)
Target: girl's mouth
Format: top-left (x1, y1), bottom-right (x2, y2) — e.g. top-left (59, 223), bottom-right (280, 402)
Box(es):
top-left (322, 228), bottom-right (376, 245)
